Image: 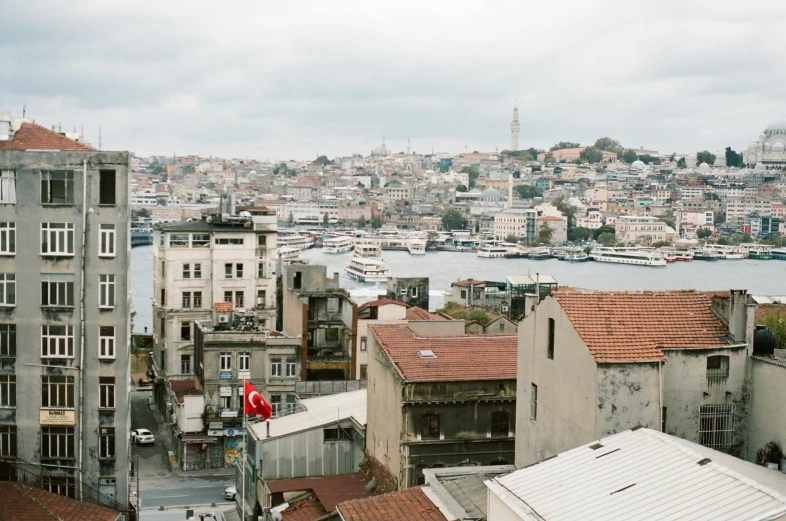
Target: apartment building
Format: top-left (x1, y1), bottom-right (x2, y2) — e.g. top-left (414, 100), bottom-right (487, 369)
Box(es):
top-left (493, 209), bottom-right (537, 242)
top-left (724, 197), bottom-right (773, 226)
top-left (0, 118), bottom-right (131, 512)
top-left (151, 207), bottom-right (277, 401)
top-left (614, 215), bottom-right (667, 245)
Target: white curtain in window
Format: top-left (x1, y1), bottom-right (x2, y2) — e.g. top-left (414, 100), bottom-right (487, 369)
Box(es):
top-left (0, 171), bottom-right (15, 203)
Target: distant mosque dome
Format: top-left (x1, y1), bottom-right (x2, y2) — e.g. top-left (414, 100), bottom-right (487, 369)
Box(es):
top-left (480, 188), bottom-right (503, 199)
top-left (697, 162), bottom-right (710, 173)
top-left (754, 162), bottom-right (766, 170)
top-left (372, 136), bottom-right (390, 157)
top-left (764, 142), bottom-right (773, 151)
top-left (773, 142), bottom-right (785, 152)
top-left (631, 160), bottom-right (645, 169)
top-left (765, 119), bottom-right (786, 132)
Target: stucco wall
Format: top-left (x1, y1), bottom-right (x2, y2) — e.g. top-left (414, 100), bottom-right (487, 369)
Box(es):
top-left (748, 357), bottom-right (786, 463)
top-left (515, 297), bottom-right (598, 467)
top-left (594, 363), bottom-right (660, 438)
top-left (487, 490), bottom-right (527, 521)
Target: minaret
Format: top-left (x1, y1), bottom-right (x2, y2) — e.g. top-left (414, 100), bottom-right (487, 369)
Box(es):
top-left (510, 104), bottom-right (520, 151)
top-left (407, 137), bottom-right (411, 155)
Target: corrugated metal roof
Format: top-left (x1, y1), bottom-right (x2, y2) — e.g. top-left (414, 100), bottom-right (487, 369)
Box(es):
top-left (752, 295), bottom-right (786, 305)
top-left (485, 428), bottom-right (786, 521)
top-left (250, 390), bottom-right (366, 441)
top-left (506, 275), bottom-right (558, 286)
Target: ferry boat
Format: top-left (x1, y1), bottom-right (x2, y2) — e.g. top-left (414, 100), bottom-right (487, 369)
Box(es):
top-left (590, 247), bottom-right (667, 267)
top-left (748, 247), bottom-right (773, 260)
top-left (277, 233), bottom-right (314, 252)
top-left (407, 238), bottom-right (426, 255)
top-left (705, 245), bottom-right (744, 260)
top-left (478, 242), bottom-right (509, 258)
top-left (322, 236), bottom-right (354, 254)
top-left (344, 257), bottom-right (390, 283)
top-left (658, 248), bottom-right (677, 263)
top-left (528, 247), bottom-right (552, 260)
top-left (674, 249), bottom-right (694, 261)
top-left (772, 248), bottom-right (786, 260)
top-left (563, 251), bottom-right (589, 263)
top-left (692, 249), bottom-right (720, 261)
top-left (354, 238), bottom-right (382, 258)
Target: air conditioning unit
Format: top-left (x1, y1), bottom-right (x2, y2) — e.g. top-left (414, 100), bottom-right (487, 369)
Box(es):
top-left (502, 306), bottom-right (509, 312)
top-left (218, 314), bottom-right (229, 323)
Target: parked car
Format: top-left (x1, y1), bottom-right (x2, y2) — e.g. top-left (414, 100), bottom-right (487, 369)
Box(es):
top-left (131, 429), bottom-right (155, 445)
top-left (224, 486), bottom-right (237, 500)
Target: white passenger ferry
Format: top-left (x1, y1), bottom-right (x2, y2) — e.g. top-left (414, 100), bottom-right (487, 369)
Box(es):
top-left (322, 236), bottom-right (354, 254)
top-left (590, 247), bottom-right (667, 266)
top-left (344, 257), bottom-right (390, 282)
top-left (477, 241), bottom-right (509, 258)
top-left (407, 238), bottom-right (426, 255)
top-left (705, 244), bottom-right (744, 259)
top-left (277, 233), bottom-right (314, 252)
top-left (354, 237), bottom-right (383, 258)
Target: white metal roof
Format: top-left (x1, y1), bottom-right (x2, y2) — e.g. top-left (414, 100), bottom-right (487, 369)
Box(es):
top-left (250, 390), bottom-right (366, 441)
top-left (506, 275), bottom-right (558, 286)
top-left (752, 295), bottom-right (786, 305)
top-left (485, 428), bottom-right (786, 521)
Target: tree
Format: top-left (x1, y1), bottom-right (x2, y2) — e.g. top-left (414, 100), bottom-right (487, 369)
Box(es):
top-left (543, 152), bottom-right (555, 164)
top-left (677, 157), bottom-right (686, 168)
top-left (514, 185), bottom-right (543, 199)
top-left (501, 150), bottom-right (532, 161)
top-left (505, 234), bottom-right (519, 243)
top-left (621, 149), bottom-right (639, 164)
top-left (357, 215), bottom-right (367, 229)
top-left (323, 212), bottom-right (329, 225)
top-left (549, 141), bottom-right (580, 151)
top-left (553, 196), bottom-right (576, 227)
top-left (652, 240), bottom-right (670, 248)
top-left (639, 154), bottom-right (661, 165)
top-left (286, 212), bottom-right (294, 227)
top-left (567, 227), bottom-right (592, 242)
top-left (460, 166), bottom-right (479, 189)
top-left (579, 146), bottom-right (603, 164)
top-left (371, 215), bottom-right (382, 229)
top-left (696, 150), bottom-right (716, 166)
top-left (704, 192), bottom-right (720, 201)
top-left (441, 208), bottom-right (466, 231)
top-left (696, 228), bottom-right (712, 239)
top-left (592, 225), bottom-right (616, 240)
top-left (133, 208), bottom-right (151, 219)
top-left (725, 147), bottom-right (743, 168)
top-left (733, 233), bottom-right (752, 245)
top-left (597, 232), bottom-right (616, 246)
top-left (527, 147), bottom-right (544, 159)
top-left (314, 155), bottom-right (331, 166)
top-left (456, 184), bottom-right (468, 192)
top-left (536, 224), bottom-right (554, 245)
top-left (593, 137), bottom-right (622, 152)
top-left (717, 237), bottom-right (730, 245)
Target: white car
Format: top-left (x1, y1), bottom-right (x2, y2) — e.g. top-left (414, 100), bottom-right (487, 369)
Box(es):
top-left (131, 429), bottom-right (155, 445)
top-left (224, 486), bottom-right (237, 500)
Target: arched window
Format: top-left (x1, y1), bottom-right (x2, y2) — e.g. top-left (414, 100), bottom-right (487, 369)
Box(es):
top-left (491, 411), bottom-right (510, 437)
top-left (421, 414), bottom-right (440, 440)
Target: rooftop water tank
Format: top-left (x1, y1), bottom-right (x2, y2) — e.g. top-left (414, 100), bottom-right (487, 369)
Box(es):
top-left (753, 325), bottom-right (776, 356)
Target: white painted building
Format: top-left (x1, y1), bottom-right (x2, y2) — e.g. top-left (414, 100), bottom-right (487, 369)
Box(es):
top-left (615, 215), bottom-right (667, 245)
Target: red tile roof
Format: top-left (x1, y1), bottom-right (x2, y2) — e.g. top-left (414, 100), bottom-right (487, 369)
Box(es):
top-left (451, 279), bottom-right (485, 288)
top-left (214, 302), bottom-right (233, 312)
top-left (357, 299), bottom-right (408, 313)
top-left (369, 325), bottom-right (517, 382)
top-left (0, 122), bottom-right (95, 151)
top-left (406, 307), bottom-right (446, 321)
top-left (266, 471), bottom-right (370, 512)
top-left (0, 483), bottom-right (119, 521)
top-left (281, 495), bottom-right (327, 521)
top-left (338, 486), bottom-right (447, 521)
top-left (552, 289), bottom-right (731, 363)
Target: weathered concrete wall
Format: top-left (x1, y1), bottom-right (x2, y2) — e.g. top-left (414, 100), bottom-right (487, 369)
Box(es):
top-left (386, 277), bottom-right (429, 310)
top-left (594, 363), bottom-right (660, 438)
top-left (748, 357), bottom-right (786, 463)
top-left (515, 296), bottom-right (597, 467)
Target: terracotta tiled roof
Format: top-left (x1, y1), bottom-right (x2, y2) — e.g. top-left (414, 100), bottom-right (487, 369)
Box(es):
top-left (406, 307), bottom-right (446, 321)
top-left (451, 279), bottom-right (485, 287)
top-left (357, 299), bottom-right (408, 313)
top-left (338, 486), bottom-right (447, 521)
top-left (369, 325), bottom-right (517, 382)
top-left (0, 122), bottom-right (95, 151)
top-left (281, 495), bottom-right (327, 521)
top-left (214, 302), bottom-right (233, 312)
top-left (0, 483), bottom-right (119, 521)
top-left (552, 289), bottom-right (731, 362)
top-left (266, 471), bottom-right (370, 512)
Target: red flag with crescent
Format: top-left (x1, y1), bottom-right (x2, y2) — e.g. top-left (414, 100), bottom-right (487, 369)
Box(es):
top-left (244, 381), bottom-right (272, 420)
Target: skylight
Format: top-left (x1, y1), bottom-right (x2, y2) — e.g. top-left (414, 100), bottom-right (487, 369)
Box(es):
top-left (418, 350), bottom-right (437, 358)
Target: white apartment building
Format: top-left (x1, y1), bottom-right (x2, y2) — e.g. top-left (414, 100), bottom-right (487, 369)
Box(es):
top-left (615, 215), bottom-right (667, 245)
top-left (576, 209), bottom-right (604, 229)
top-left (680, 186), bottom-right (706, 199)
top-left (284, 200), bottom-right (339, 224)
top-left (151, 208), bottom-right (277, 382)
top-left (494, 209), bottom-right (537, 242)
top-left (384, 183), bottom-right (412, 201)
top-left (724, 197), bottom-right (773, 224)
top-left (681, 210), bottom-right (714, 228)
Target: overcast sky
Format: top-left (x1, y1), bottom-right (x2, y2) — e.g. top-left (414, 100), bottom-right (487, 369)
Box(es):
top-left (2, 1), bottom-right (785, 160)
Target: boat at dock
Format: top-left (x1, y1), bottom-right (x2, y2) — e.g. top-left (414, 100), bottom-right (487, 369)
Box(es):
top-left (563, 251), bottom-right (589, 263)
top-left (344, 256), bottom-right (390, 283)
top-left (478, 241), bottom-right (511, 258)
top-left (748, 247), bottom-right (773, 260)
top-left (590, 247), bottom-right (666, 267)
top-left (528, 247), bottom-right (552, 260)
top-left (407, 237), bottom-right (426, 255)
top-left (322, 236), bottom-right (354, 254)
top-left (772, 248), bottom-right (786, 260)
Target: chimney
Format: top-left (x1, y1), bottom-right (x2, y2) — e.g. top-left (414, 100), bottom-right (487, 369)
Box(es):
top-left (728, 289), bottom-right (749, 344)
top-left (0, 111), bottom-right (11, 141)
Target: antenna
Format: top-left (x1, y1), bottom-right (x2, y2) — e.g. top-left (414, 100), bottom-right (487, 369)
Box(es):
top-left (98, 125), bottom-right (102, 151)
top-left (22, 105), bottom-right (26, 118)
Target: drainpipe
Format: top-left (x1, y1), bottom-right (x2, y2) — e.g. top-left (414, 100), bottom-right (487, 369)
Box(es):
top-left (78, 159), bottom-right (88, 499)
top-left (658, 360), bottom-right (663, 432)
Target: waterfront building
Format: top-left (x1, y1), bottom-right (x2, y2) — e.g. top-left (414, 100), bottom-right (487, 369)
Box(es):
top-left (745, 120), bottom-right (786, 167)
top-left (0, 115), bottom-right (131, 512)
top-left (615, 215), bottom-right (667, 245)
top-left (724, 197), bottom-right (773, 227)
top-left (493, 208), bottom-right (537, 242)
top-left (151, 207), bottom-right (278, 395)
top-left (535, 215), bottom-right (567, 244)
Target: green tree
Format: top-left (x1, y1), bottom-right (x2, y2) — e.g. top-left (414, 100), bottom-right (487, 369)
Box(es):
top-left (371, 215), bottom-right (382, 229)
top-left (579, 146), bottom-right (603, 164)
top-left (696, 150), bottom-right (716, 166)
top-left (456, 184), bottom-right (468, 192)
top-left (286, 212), bottom-right (294, 227)
top-left (501, 150), bottom-right (532, 161)
top-left (441, 208), bottom-right (466, 231)
top-left (622, 149), bottom-right (639, 164)
top-left (696, 228), bottom-right (712, 239)
top-left (567, 227), bottom-right (592, 242)
top-left (549, 141), bottom-right (580, 151)
top-left (677, 157), bottom-right (687, 168)
top-left (314, 155), bottom-right (331, 166)
top-left (357, 215), bottom-right (367, 229)
top-left (133, 208), bottom-right (151, 219)
top-left (553, 196), bottom-right (576, 227)
top-left (717, 237), bottom-right (730, 245)
top-left (460, 166), bottom-right (480, 188)
top-left (725, 147), bottom-right (743, 168)
top-left (593, 137), bottom-right (622, 152)
top-left (514, 185), bottom-right (543, 199)
top-left (733, 233), bottom-right (752, 244)
top-left (639, 154), bottom-right (661, 165)
top-left (323, 212), bottom-right (329, 225)
top-left (527, 148), bottom-right (544, 159)
top-left (704, 192), bottom-right (720, 201)
top-left (763, 306), bottom-right (786, 350)
top-left (597, 232), bottom-right (616, 246)
top-left (543, 152), bottom-right (555, 164)
top-left (505, 234), bottom-right (519, 243)
top-left (652, 240), bottom-right (670, 248)
top-left (591, 225), bottom-right (615, 240)
top-left (536, 224), bottom-right (554, 245)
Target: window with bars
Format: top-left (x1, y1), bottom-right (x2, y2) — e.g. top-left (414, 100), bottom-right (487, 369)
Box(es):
top-left (0, 425), bottom-right (16, 457)
top-left (699, 404), bottom-right (735, 451)
top-left (41, 223), bottom-right (75, 255)
top-left (706, 355), bottom-right (730, 380)
top-left (99, 377), bottom-right (115, 409)
top-left (41, 274), bottom-right (75, 307)
top-left (43, 476), bottom-right (76, 498)
top-left (421, 414), bottom-right (440, 440)
top-left (40, 171), bottom-right (74, 204)
top-left (0, 222), bottom-right (15, 254)
top-left (99, 427), bottom-right (115, 459)
top-left (99, 326), bottom-right (115, 359)
top-left (0, 273), bottom-right (15, 306)
top-left (0, 325), bottom-right (16, 357)
top-left (490, 411), bottom-right (510, 437)
top-left (41, 376), bottom-right (74, 408)
top-left (0, 375), bottom-right (15, 407)
top-left (99, 274), bottom-right (115, 308)
top-left (0, 170), bottom-right (16, 204)
top-left (41, 427), bottom-right (75, 459)
top-left (99, 224), bottom-right (115, 257)
top-left (41, 325), bottom-right (75, 358)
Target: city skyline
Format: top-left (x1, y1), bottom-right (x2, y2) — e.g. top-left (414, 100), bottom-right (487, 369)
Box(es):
top-left (1, 1), bottom-right (785, 159)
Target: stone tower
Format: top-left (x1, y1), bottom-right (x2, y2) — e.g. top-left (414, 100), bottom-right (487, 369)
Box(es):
top-left (510, 104), bottom-right (520, 151)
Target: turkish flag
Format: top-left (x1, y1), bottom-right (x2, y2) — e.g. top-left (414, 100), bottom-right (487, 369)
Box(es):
top-left (244, 382), bottom-right (272, 420)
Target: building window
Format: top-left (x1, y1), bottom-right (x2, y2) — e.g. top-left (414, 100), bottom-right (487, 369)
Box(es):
top-left (529, 383), bottom-right (538, 421)
top-left (99, 170), bottom-right (116, 205)
top-left (220, 395), bottom-right (231, 409)
top-left (220, 353), bottom-right (232, 371)
top-left (411, 286), bottom-right (418, 298)
top-left (224, 290), bottom-right (232, 304)
top-left (285, 358), bottom-right (296, 377)
top-left (258, 263), bottom-right (265, 279)
top-left (181, 354), bottom-right (191, 374)
top-left (41, 223), bottom-right (75, 255)
top-left (99, 224), bottom-right (115, 257)
top-left (0, 375), bottom-right (15, 407)
top-left (420, 414), bottom-right (440, 440)
top-left (271, 395), bottom-right (281, 417)
top-left (225, 263), bottom-right (233, 278)
top-left (0, 170), bottom-right (16, 203)
top-left (271, 358), bottom-right (282, 377)
top-left (234, 291), bottom-right (244, 308)
top-left (99, 377), bottom-right (115, 409)
top-left (0, 425), bottom-right (17, 457)
top-left (41, 376), bottom-right (74, 408)
top-left (360, 337), bottom-right (367, 351)
top-left (193, 263), bottom-right (202, 278)
top-left (216, 238), bottom-right (243, 245)
top-left (161, 261), bottom-right (166, 278)
top-left (182, 263), bottom-right (191, 279)
top-left (40, 171), bottom-right (74, 204)
top-left (99, 326), bottom-right (115, 359)
top-left (41, 325), bottom-right (75, 358)
top-left (41, 274), bottom-right (75, 307)
top-left (0, 325), bottom-right (15, 357)
top-left (325, 328), bottom-right (338, 342)
top-left (0, 222), bottom-right (15, 254)
top-left (193, 291), bottom-right (202, 308)
top-left (460, 289), bottom-right (467, 299)
top-left (43, 476), bottom-right (76, 498)
top-left (256, 290), bottom-right (266, 308)
top-left (99, 274), bottom-right (115, 308)
top-left (706, 355), bottom-right (730, 380)
top-left (360, 364), bottom-right (367, 380)
top-left (699, 404), bottom-right (734, 451)
top-left (169, 234), bottom-right (189, 247)
top-left (236, 263), bottom-right (243, 278)
top-left (323, 428), bottom-right (352, 442)
top-left (180, 322), bottom-right (191, 341)
top-left (662, 407), bottom-right (667, 433)
top-left (499, 322), bottom-right (505, 332)
top-left (182, 292), bottom-right (192, 309)
top-left (41, 427), bottom-right (75, 459)
top-left (490, 411), bottom-right (510, 437)
top-left (285, 395), bottom-right (297, 415)
top-left (294, 272), bottom-right (302, 289)
top-left (160, 288), bottom-right (167, 307)
top-left (239, 352), bottom-right (250, 371)
top-left (258, 234), bottom-right (267, 246)
top-left (187, 233), bottom-right (208, 248)
top-left (547, 318), bottom-right (555, 359)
